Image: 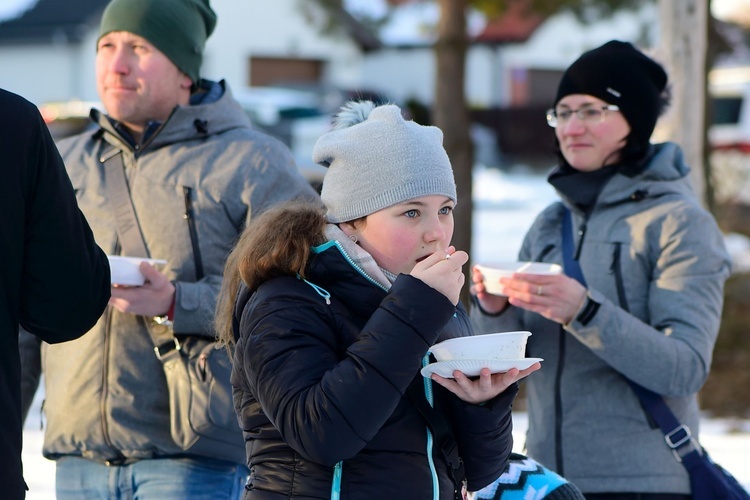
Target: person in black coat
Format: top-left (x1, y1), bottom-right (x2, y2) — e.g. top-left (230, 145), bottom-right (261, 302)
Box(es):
top-left (216, 101), bottom-right (539, 499)
top-left (0, 88), bottom-right (110, 499)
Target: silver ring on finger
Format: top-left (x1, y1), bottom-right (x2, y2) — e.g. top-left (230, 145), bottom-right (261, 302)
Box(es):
top-left (536, 285), bottom-right (543, 296)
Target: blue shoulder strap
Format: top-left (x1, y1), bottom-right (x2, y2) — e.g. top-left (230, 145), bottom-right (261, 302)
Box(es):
top-left (561, 207), bottom-right (585, 286)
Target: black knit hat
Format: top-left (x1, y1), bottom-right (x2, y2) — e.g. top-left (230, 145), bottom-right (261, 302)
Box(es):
top-left (555, 40), bottom-right (668, 162)
top-left (99, 0), bottom-right (217, 84)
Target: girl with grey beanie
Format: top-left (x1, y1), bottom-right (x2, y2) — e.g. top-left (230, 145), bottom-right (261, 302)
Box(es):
top-left (216, 101), bottom-right (539, 499)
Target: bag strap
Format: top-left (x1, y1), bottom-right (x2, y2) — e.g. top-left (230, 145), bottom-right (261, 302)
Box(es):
top-left (101, 146), bottom-right (180, 358)
top-left (101, 147), bottom-right (149, 258)
top-left (560, 207), bottom-right (586, 285)
top-left (561, 207), bottom-right (705, 469)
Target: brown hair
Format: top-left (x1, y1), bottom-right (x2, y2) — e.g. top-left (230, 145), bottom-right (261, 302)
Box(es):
top-left (215, 201), bottom-right (327, 349)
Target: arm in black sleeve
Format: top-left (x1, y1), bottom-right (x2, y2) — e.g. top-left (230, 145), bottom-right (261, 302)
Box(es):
top-left (443, 382), bottom-right (519, 491)
top-left (15, 92), bottom-right (111, 342)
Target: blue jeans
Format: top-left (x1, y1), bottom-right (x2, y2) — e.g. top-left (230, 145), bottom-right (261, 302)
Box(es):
top-left (55, 456), bottom-right (249, 499)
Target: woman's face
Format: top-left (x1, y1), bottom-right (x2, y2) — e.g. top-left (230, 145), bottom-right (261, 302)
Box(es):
top-left (342, 195), bottom-right (455, 276)
top-left (554, 94), bottom-right (631, 172)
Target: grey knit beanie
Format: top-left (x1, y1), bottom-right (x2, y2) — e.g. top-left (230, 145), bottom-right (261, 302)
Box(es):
top-left (314, 101), bottom-right (457, 223)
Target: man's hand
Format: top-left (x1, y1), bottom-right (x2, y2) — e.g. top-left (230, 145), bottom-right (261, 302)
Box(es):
top-left (110, 262), bottom-right (175, 317)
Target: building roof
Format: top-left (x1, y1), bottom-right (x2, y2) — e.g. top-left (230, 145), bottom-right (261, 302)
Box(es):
top-left (474, 3), bottom-right (544, 45)
top-left (0, 0), bottom-right (108, 45)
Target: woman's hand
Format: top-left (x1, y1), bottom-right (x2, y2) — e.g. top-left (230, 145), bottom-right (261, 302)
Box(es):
top-left (431, 362), bottom-right (541, 404)
top-left (500, 272), bottom-right (587, 325)
top-left (470, 265), bottom-right (510, 314)
top-left (410, 246), bottom-right (469, 306)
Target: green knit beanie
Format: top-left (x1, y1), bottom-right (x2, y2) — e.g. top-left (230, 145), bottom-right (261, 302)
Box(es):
top-left (99, 0), bottom-right (217, 84)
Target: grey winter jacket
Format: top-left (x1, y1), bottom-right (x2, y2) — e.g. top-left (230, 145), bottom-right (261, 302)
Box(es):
top-left (472, 143), bottom-right (731, 494)
top-left (38, 81), bottom-right (319, 463)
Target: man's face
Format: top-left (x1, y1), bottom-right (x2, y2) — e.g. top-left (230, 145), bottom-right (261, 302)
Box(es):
top-left (96, 31), bottom-right (192, 137)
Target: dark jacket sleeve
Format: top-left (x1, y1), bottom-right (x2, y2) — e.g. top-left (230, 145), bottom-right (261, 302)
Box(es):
top-left (444, 382), bottom-right (518, 491)
top-left (16, 93), bottom-right (111, 342)
top-left (240, 275), bottom-right (456, 466)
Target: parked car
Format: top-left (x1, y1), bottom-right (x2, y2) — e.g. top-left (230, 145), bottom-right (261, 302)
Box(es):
top-left (708, 65), bottom-right (750, 205)
top-left (38, 100), bottom-right (101, 140)
top-left (709, 65), bottom-right (750, 153)
top-left (232, 85), bottom-right (333, 191)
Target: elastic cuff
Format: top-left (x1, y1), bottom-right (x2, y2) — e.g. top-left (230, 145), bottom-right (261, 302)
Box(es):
top-left (575, 294), bottom-right (600, 326)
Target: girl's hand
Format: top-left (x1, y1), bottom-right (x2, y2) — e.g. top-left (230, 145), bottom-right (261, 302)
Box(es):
top-left (431, 362), bottom-right (541, 404)
top-left (410, 246), bottom-right (469, 306)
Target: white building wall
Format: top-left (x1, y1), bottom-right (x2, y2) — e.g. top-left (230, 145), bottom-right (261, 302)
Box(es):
top-left (466, 45), bottom-right (499, 107)
top-left (503, 6), bottom-right (659, 74)
top-left (361, 48), bottom-right (434, 104)
top-left (205, 0), bottom-right (363, 91)
top-left (0, 39), bottom-right (93, 105)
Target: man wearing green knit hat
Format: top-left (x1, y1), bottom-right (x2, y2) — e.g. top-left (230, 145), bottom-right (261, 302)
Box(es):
top-left (18, 0), bottom-right (319, 498)
top-left (94, 0), bottom-right (217, 141)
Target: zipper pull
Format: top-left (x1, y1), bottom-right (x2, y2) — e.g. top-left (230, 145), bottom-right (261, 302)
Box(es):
top-left (574, 222), bottom-right (586, 260)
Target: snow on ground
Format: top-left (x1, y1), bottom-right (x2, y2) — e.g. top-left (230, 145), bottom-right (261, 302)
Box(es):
top-left (21, 167), bottom-right (750, 497)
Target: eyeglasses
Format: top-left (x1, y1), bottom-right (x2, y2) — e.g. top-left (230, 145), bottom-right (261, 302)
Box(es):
top-left (546, 105), bottom-right (620, 128)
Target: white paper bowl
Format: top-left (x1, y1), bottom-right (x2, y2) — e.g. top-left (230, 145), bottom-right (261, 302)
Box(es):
top-left (430, 331), bottom-right (531, 362)
top-left (108, 256), bottom-right (167, 286)
top-left (476, 262), bottom-right (562, 296)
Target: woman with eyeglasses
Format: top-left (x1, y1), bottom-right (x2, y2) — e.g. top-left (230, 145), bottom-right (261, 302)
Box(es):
top-left (471, 40), bottom-right (732, 499)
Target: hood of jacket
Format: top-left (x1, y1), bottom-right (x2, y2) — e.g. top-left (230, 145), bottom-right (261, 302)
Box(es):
top-left (90, 80), bottom-right (251, 152)
top-left (554, 142), bottom-right (696, 215)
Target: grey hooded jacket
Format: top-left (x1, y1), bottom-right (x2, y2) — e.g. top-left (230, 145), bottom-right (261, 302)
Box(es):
top-left (472, 142), bottom-right (731, 494)
top-left (37, 81), bottom-right (319, 463)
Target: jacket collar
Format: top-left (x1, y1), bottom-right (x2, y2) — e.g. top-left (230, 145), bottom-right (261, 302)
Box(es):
top-left (89, 79), bottom-right (251, 152)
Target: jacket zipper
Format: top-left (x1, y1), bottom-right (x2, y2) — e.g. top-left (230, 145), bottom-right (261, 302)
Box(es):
top-left (552, 195), bottom-right (644, 473)
top-left (555, 209), bottom-right (584, 475)
top-left (611, 243), bottom-right (630, 313)
top-left (324, 241), bottom-right (389, 292)
top-left (536, 243), bottom-right (555, 262)
top-left (554, 325), bottom-right (566, 475)
top-left (183, 187), bottom-right (204, 280)
top-left (100, 303), bottom-right (121, 461)
top-left (573, 222), bottom-right (586, 260)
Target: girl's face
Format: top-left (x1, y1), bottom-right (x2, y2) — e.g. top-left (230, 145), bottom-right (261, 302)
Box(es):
top-left (555, 94), bottom-right (631, 172)
top-left (342, 195), bottom-right (455, 276)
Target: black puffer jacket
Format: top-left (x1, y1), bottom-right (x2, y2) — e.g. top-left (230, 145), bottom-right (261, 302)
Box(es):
top-left (232, 242), bottom-right (517, 499)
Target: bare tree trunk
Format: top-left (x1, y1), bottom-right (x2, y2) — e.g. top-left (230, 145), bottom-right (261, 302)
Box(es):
top-left (434, 0), bottom-right (474, 306)
top-left (658, 0), bottom-right (709, 205)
